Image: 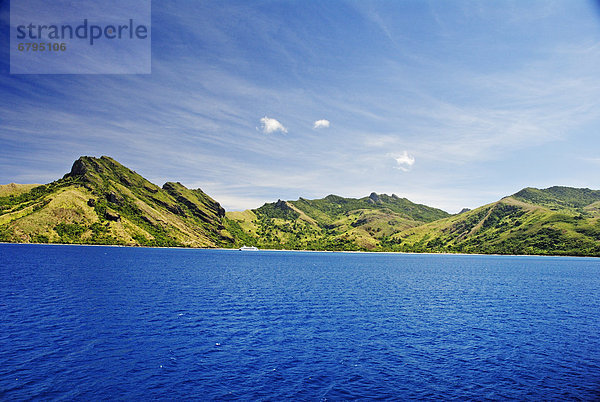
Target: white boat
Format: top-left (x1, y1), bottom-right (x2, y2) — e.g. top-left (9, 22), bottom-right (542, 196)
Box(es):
top-left (239, 245), bottom-right (259, 251)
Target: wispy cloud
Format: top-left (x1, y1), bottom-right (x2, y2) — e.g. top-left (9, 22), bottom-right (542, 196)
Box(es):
top-left (580, 157), bottom-right (600, 165)
top-left (2, 1), bottom-right (600, 215)
top-left (313, 119), bottom-right (330, 129)
top-left (259, 116), bottom-right (288, 134)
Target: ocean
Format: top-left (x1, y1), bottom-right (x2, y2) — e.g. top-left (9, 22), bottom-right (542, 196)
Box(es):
top-left (1, 244), bottom-right (599, 400)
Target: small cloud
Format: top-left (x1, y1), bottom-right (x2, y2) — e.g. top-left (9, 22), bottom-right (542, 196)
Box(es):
top-left (391, 151), bottom-right (415, 171)
top-left (313, 119), bottom-right (330, 129)
top-left (259, 116), bottom-right (287, 134)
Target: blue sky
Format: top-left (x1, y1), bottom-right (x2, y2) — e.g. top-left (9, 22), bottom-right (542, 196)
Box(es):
top-left (1, 0), bottom-right (600, 212)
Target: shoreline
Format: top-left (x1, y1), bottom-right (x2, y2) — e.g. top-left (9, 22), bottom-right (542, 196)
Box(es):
top-left (1, 241), bottom-right (598, 259)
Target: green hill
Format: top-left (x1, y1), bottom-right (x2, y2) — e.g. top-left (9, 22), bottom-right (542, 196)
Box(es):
top-left (227, 187), bottom-right (600, 255)
top-left (388, 188), bottom-right (600, 256)
top-left (2, 157), bottom-right (600, 256)
top-left (512, 186), bottom-right (600, 211)
top-left (226, 192), bottom-right (450, 251)
top-left (0, 183), bottom-right (41, 197)
top-left (0, 156), bottom-right (235, 247)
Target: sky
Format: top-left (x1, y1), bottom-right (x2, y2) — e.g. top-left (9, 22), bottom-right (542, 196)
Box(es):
top-left (1, 0), bottom-right (600, 213)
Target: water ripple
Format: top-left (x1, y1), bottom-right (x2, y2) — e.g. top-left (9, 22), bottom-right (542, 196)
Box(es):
top-left (1, 245), bottom-right (600, 400)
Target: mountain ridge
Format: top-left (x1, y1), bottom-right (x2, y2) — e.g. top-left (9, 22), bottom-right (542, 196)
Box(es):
top-left (0, 156), bottom-right (236, 248)
top-left (2, 156), bottom-right (600, 256)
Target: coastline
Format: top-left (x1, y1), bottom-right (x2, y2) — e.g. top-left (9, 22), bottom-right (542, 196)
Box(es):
top-left (1, 241), bottom-right (598, 259)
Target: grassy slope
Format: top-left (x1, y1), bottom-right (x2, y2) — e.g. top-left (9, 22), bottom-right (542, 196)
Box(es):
top-left (226, 187), bottom-right (600, 256)
top-left (390, 188), bottom-right (600, 256)
top-left (225, 193), bottom-right (450, 251)
top-left (2, 160), bottom-right (599, 256)
top-left (0, 156), bottom-right (235, 247)
top-left (0, 183), bottom-right (41, 197)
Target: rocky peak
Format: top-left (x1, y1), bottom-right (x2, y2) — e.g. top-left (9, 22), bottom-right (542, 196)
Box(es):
top-left (368, 192), bottom-right (380, 203)
top-left (275, 199), bottom-right (291, 210)
top-left (65, 156), bottom-right (108, 180)
top-left (68, 157), bottom-right (89, 177)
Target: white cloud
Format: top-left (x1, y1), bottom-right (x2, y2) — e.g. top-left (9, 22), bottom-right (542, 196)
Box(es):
top-left (391, 151), bottom-right (415, 171)
top-left (313, 119), bottom-right (330, 129)
top-left (259, 116), bottom-right (287, 134)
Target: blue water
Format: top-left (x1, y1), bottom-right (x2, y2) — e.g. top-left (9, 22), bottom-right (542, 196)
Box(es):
top-left (1, 244), bottom-right (600, 400)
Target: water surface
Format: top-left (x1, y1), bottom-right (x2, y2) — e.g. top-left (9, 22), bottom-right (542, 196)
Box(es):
top-left (1, 244), bottom-right (599, 400)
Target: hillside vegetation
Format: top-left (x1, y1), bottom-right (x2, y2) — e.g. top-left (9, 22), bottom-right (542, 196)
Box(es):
top-left (0, 183), bottom-right (40, 197)
top-left (228, 187), bottom-right (600, 256)
top-left (226, 193), bottom-right (450, 251)
top-left (387, 189), bottom-right (600, 256)
top-left (0, 156), bottom-right (236, 247)
top-left (2, 157), bottom-right (600, 256)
